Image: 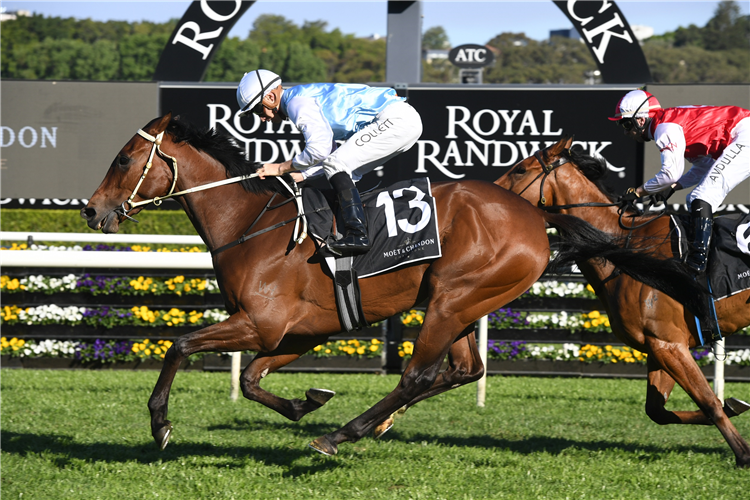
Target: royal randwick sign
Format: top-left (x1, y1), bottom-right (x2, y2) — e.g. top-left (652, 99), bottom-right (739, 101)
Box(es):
top-left (161, 83), bottom-right (640, 192)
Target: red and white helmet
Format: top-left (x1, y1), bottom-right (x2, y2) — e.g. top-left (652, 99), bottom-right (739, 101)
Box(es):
top-left (608, 89), bottom-right (661, 121)
top-left (236, 69), bottom-right (281, 115)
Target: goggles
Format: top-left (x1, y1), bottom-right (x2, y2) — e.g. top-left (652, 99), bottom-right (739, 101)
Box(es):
top-left (619, 119), bottom-right (635, 132)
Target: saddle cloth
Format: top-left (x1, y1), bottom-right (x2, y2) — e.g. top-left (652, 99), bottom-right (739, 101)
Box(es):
top-left (302, 177), bottom-right (442, 278)
top-left (671, 212), bottom-right (750, 300)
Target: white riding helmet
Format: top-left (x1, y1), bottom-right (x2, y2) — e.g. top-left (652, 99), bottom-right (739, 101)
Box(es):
top-left (608, 89), bottom-right (661, 121)
top-left (236, 69), bottom-right (282, 115)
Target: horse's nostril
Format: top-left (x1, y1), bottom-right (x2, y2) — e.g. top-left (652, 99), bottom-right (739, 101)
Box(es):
top-left (81, 207), bottom-right (96, 220)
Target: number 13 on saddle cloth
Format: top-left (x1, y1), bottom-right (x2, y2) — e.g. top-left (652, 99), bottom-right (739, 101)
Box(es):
top-left (303, 177), bottom-right (442, 278)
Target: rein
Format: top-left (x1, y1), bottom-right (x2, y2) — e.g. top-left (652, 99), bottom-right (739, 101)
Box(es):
top-left (523, 148), bottom-right (666, 232)
top-left (116, 126), bottom-right (311, 252)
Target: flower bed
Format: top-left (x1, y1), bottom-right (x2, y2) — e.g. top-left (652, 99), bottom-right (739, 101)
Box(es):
top-left (4, 336), bottom-right (749, 380)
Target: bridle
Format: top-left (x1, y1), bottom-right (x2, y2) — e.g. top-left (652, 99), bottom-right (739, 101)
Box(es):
top-left (113, 129), bottom-right (182, 221)
top-left (514, 147), bottom-right (664, 232)
top-left (113, 126), bottom-right (309, 248)
top-left (514, 149), bottom-right (573, 207)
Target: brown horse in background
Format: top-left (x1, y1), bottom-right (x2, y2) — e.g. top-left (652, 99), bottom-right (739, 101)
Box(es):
top-left (496, 137), bottom-right (750, 468)
top-left (82, 114), bottom-right (710, 457)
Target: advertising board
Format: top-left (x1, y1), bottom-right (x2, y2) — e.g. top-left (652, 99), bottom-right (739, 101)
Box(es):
top-left (160, 83), bottom-right (640, 193)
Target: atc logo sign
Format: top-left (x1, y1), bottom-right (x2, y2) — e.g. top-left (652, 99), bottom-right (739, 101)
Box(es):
top-left (448, 44), bottom-right (495, 69)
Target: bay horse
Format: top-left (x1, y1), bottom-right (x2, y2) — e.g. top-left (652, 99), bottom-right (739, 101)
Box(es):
top-left (82, 114), bottom-right (709, 457)
top-left (496, 136), bottom-right (750, 468)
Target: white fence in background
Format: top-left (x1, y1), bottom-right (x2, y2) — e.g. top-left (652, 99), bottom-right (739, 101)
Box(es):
top-left (0, 231), bottom-right (727, 403)
top-left (0, 231), bottom-right (211, 269)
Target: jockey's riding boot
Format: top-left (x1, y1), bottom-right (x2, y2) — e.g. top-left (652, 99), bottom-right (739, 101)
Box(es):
top-left (329, 172), bottom-right (371, 256)
top-left (685, 199), bottom-right (713, 274)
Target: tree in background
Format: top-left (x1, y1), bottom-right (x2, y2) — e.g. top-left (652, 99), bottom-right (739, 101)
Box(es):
top-left (641, 0), bottom-right (749, 82)
top-left (421, 26), bottom-right (455, 83)
top-left (482, 33), bottom-right (598, 84)
top-left (1, 2), bottom-right (747, 84)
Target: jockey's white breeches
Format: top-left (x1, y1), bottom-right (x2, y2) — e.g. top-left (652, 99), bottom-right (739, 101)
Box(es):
top-left (320, 101), bottom-right (423, 181)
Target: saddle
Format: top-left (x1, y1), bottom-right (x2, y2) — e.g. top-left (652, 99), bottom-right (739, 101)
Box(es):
top-left (671, 212), bottom-right (750, 300)
top-left (302, 178), bottom-right (442, 331)
top-left (670, 212), bottom-right (750, 344)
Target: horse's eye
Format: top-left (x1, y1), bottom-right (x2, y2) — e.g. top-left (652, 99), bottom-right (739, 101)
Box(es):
top-left (514, 165), bottom-right (526, 175)
top-left (118, 155), bottom-right (130, 167)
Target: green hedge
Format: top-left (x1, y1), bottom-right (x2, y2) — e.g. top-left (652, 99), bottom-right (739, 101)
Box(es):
top-left (1, 209), bottom-right (197, 235)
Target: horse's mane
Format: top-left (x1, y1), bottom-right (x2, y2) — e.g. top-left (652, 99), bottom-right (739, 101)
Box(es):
top-left (561, 146), bottom-right (619, 202)
top-left (165, 117), bottom-right (287, 195)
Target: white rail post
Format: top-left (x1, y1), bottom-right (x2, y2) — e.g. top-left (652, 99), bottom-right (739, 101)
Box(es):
top-left (230, 352), bottom-right (242, 401)
top-left (713, 338), bottom-right (725, 402)
top-left (477, 315), bottom-right (488, 407)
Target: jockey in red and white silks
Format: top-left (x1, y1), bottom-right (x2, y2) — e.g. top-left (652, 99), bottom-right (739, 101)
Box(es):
top-left (643, 105), bottom-right (750, 210)
top-left (609, 88), bottom-right (750, 273)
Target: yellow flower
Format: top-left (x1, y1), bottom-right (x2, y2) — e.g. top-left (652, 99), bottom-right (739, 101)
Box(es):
top-left (313, 345), bottom-right (323, 352)
top-left (589, 310), bottom-right (600, 319)
top-left (369, 345), bottom-right (379, 352)
top-left (586, 284), bottom-right (595, 293)
top-left (357, 347), bottom-right (365, 355)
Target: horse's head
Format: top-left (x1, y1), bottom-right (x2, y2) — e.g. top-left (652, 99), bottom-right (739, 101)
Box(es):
top-left (496, 136), bottom-right (575, 207)
top-left (81, 113), bottom-right (175, 233)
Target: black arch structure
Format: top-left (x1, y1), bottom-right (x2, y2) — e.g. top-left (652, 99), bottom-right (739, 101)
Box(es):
top-left (153, 0), bottom-right (256, 81)
top-left (154, 0), bottom-right (651, 84)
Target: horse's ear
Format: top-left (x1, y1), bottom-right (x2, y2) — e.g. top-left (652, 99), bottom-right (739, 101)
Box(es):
top-left (155, 112), bottom-right (172, 133)
top-left (561, 135), bottom-right (574, 149)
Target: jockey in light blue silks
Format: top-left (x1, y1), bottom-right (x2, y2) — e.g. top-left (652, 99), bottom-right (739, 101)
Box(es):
top-left (237, 69), bottom-right (423, 256)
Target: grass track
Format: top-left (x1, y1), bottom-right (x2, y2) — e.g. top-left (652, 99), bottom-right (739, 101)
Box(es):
top-left (2, 370), bottom-right (749, 499)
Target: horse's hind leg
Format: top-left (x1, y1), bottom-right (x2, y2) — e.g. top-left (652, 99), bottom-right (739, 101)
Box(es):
top-left (646, 358), bottom-right (749, 425)
top-left (309, 311), bottom-right (472, 456)
top-left (148, 313), bottom-right (264, 450)
top-left (240, 334), bottom-right (336, 421)
top-left (373, 326), bottom-right (484, 439)
top-left (647, 338), bottom-right (750, 468)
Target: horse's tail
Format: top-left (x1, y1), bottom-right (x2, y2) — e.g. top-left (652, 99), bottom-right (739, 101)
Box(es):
top-left (542, 211), bottom-right (709, 320)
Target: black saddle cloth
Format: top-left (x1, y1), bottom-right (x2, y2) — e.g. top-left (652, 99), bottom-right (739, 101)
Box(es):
top-left (672, 212), bottom-right (750, 300)
top-left (302, 178), bottom-right (442, 278)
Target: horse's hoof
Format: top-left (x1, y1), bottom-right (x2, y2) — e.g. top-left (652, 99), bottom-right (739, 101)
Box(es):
top-left (395, 404), bottom-right (408, 416)
top-left (725, 398), bottom-right (750, 417)
top-left (154, 421), bottom-right (173, 450)
top-left (373, 418), bottom-right (394, 440)
top-left (306, 388), bottom-right (336, 407)
top-left (308, 436), bottom-right (338, 456)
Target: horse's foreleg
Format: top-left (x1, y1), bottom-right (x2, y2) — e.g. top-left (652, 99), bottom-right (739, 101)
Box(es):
top-left (373, 327), bottom-right (484, 439)
top-left (240, 334), bottom-right (335, 421)
top-left (645, 357), bottom-right (748, 425)
top-left (310, 316), bottom-right (464, 456)
top-left (148, 313), bottom-right (262, 450)
top-left (646, 338), bottom-right (750, 468)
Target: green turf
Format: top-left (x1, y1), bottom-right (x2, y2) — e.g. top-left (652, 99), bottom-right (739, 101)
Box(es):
top-left (1, 370), bottom-right (748, 499)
